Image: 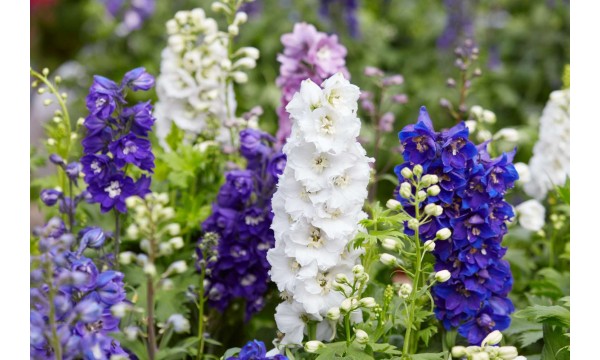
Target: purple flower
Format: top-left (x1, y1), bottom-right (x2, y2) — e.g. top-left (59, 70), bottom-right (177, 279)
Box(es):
top-left (109, 134), bottom-right (155, 171)
top-left (217, 170), bottom-right (255, 208)
top-left (95, 271), bottom-right (126, 305)
top-left (88, 174), bottom-right (137, 213)
top-left (41, 189), bottom-right (63, 206)
top-left (121, 67), bottom-right (155, 91)
top-left (82, 127), bottom-right (113, 154)
top-left (71, 257), bottom-right (100, 292)
top-left (86, 76), bottom-right (122, 119)
top-left (81, 154), bottom-right (114, 184)
top-left (267, 152), bottom-right (287, 177)
top-left (80, 227), bottom-right (106, 250)
top-left (121, 101), bottom-right (155, 136)
top-left (398, 107), bottom-right (439, 164)
top-left (240, 128), bottom-right (273, 161)
top-left (65, 162), bottom-right (82, 182)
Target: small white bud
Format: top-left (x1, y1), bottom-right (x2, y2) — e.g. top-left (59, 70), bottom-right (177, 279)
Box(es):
top-left (424, 240), bottom-right (435, 252)
top-left (304, 340), bottom-right (325, 353)
top-left (407, 219), bottom-right (420, 230)
top-left (335, 273), bottom-right (349, 284)
top-left (465, 120), bottom-right (477, 133)
top-left (190, 8), bottom-right (205, 26)
top-left (427, 185), bottom-right (441, 196)
top-left (238, 47), bottom-right (259, 60)
top-left (327, 307), bottom-right (341, 321)
top-left (451, 346), bottom-right (467, 358)
top-left (111, 303), bottom-right (130, 318)
top-left (481, 330), bottom-right (503, 346)
top-left (398, 283), bottom-right (412, 299)
top-left (126, 224), bottom-right (139, 239)
top-left (167, 314), bottom-right (190, 333)
top-left (168, 260), bottom-right (187, 274)
top-left (355, 329), bottom-right (369, 344)
top-left (228, 24), bottom-right (239, 36)
top-left (400, 167), bottom-right (413, 179)
top-left (233, 57), bottom-right (256, 69)
top-left (143, 263), bottom-right (157, 276)
top-left (125, 196), bottom-right (140, 208)
top-left (52, 116), bottom-right (61, 123)
top-left (359, 297), bottom-right (377, 308)
top-left (352, 265), bottom-right (365, 276)
top-left (161, 207), bottom-right (175, 219)
top-left (433, 205), bottom-right (444, 216)
top-left (140, 239), bottom-right (150, 254)
top-left (386, 199), bottom-right (402, 210)
top-left (76, 117), bottom-right (85, 126)
top-left (231, 71), bottom-right (248, 83)
top-left (42, 67), bottom-right (50, 76)
top-left (399, 183), bottom-right (412, 199)
top-left (211, 2), bottom-right (230, 14)
top-left (380, 253), bottom-right (397, 266)
top-left (168, 35), bottom-right (185, 53)
top-left (471, 352), bottom-right (490, 360)
top-left (159, 278), bottom-right (175, 291)
top-left (424, 203), bottom-right (437, 216)
top-left (47, 138), bottom-right (56, 146)
top-left (174, 10), bottom-right (189, 24)
top-left (436, 228), bottom-right (452, 240)
top-left (119, 252), bottom-right (135, 265)
top-left (514, 162), bottom-right (531, 183)
top-left (340, 298), bottom-right (357, 313)
top-left (234, 11), bottom-right (248, 25)
top-left (470, 105), bottom-right (483, 119)
top-left (381, 238), bottom-right (398, 251)
top-left (416, 190), bottom-right (427, 202)
top-left (166, 19), bottom-right (178, 34)
top-left (165, 223), bottom-right (181, 236)
top-left (159, 243), bottom-right (173, 256)
top-left (494, 128), bottom-right (519, 142)
top-left (482, 109), bottom-right (497, 124)
top-left (413, 164), bottom-right (423, 177)
top-left (497, 346), bottom-right (519, 360)
top-left (477, 129), bottom-right (492, 142)
top-left (124, 326), bottom-right (139, 341)
top-left (169, 237), bottom-right (184, 249)
top-left (435, 270), bottom-right (451, 283)
top-left (421, 174), bottom-right (438, 187)
top-left (515, 357), bottom-right (527, 360)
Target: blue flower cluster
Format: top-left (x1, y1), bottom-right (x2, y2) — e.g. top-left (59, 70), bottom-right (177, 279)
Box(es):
top-left (319, 0), bottom-right (360, 38)
top-left (226, 340), bottom-right (288, 360)
top-left (395, 107), bottom-right (518, 345)
top-left (30, 219), bottom-right (129, 359)
top-left (82, 68), bottom-right (155, 213)
top-left (198, 129), bottom-right (286, 320)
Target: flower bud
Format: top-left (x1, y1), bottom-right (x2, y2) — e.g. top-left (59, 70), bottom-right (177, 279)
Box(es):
top-left (340, 298), bottom-right (354, 313)
top-left (143, 263), bottom-right (157, 276)
top-left (494, 128), bottom-right (519, 142)
top-left (380, 253), bottom-right (397, 266)
top-left (482, 110), bottom-right (496, 124)
top-left (477, 130), bottom-right (492, 142)
top-left (416, 191), bottom-right (427, 202)
top-left (398, 283), bottom-right (412, 299)
top-left (159, 243), bottom-right (174, 256)
top-left (451, 346), bottom-right (467, 358)
top-left (335, 273), bottom-right (349, 284)
top-left (407, 219), bottom-right (419, 230)
top-left (400, 167), bottom-right (413, 179)
top-left (427, 185), bottom-right (441, 196)
top-left (124, 326), bottom-right (139, 341)
top-left (400, 182), bottom-right (412, 199)
top-left (119, 252), bottom-right (135, 265)
top-left (436, 228), bottom-right (452, 241)
top-left (471, 352), bottom-right (490, 360)
top-left (386, 199), bottom-right (402, 210)
top-left (465, 120), bottom-right (477, 133)
top-left (424, 204), bottom-right (437, 216)
top-left (305, 340), bottom-right (325, 353)
top-left (168, 260), bottom-right (187, 274)
top-left (359, 297), bottom-right (377, 308)
top-left (482, 330), bottom-right (503, 346)
top-left (435, 270), bottom-right (451, 283)
top-left (355, 329), bottom-right (369, 344)
top-left (167, 314), bottom-right (190, 333)
top-left (231, 71), bottom-right (248, 83)
top-left (327, 307), bottom-right (341, 321)
top-left (111, 302), bottom-right (130, 318)
top-left (82, 227), bottom-right (106, 249)
top-left (413, 164), bottom-right (423, 177)
top-left (421, 174), bottom-right (438, 187)
top-left (165, 223), bottom-right (181, 236)
top-left (497, 346), bottom-right (518, 360)
top-left (352, 265), bottom-right (365, 276)
top-left (169, 237), bottom-right (184, 249)
top-left (126, 224), bottom-right (139, 239)
top-left (381, 238), bottom-right (398, 251)
top-left (424, 240), bottom-right (435, 252)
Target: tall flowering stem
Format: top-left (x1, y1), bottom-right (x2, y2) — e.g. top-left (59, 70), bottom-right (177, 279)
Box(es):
top-left (275, 23), bottom-right (349, 147)
top-left (394, 107), bottom-right (518, 345)
top-left (268, 73), bottom-right (372, 345)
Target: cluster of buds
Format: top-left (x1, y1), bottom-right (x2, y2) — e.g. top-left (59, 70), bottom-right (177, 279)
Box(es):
top-left (120, 193), bottom-right (186, 281)
top-left (440, 39), bottom-right (482, 121)
top-left (360, 66), bottom-right (408, 134)
top-left (465, 105), bottom-right (519, 146)
top-left (451, 331), bottom-right (526, 360)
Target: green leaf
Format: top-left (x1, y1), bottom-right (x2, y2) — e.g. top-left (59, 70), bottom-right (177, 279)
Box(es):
top-left (315, 341), bottom-right (348, 359)
top-left (165, 121), bottom-right (185, 151)
top-left (417, 325), bottom-right (438, 347)
top-left (223, 347), bottom-right (241, 358)
top-left (410, 352), bottom-right (446, 360)
top-left (541, 324), bottom-right (569, 360)
top-left (515, 305), bottom-right (570, 328)
top-left (110, 332), bottom-right (149, 360)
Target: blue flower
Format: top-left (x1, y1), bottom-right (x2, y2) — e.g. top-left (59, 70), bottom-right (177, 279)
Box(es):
top-left (41, 188), bottom-right (62, 206)
top-left (88, 173), bottom-right (137, 213)
top-left (109, 134), bottom-right (155, 171)
top-left (121, 67), bottom-right (155, 91)
top-left (399, 106), bottom-right (439, 165)
top-left (122, 101), bottom-right (155, 136)
top-left (227, 339), bottom-right (288, 360)
top-left (81, 154), bottom-right (115, 185)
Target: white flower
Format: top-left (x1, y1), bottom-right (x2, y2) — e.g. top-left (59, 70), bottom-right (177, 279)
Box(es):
top-left (515, 199), bottom-right (546, 232)
top-left (167, 260), bottom-right (187, 274)
top-left (524, 89), bottom-right (570, 200)
top-left (167, 314), bottom-right (190, 333)
top-left (268, 74), bottom-right (370, 343)
top-left (514, 162), bottom-right (531, 184)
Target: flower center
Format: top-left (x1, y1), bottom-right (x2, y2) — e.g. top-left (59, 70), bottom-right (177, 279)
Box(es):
top-left (95, 97), bottom-right (106, 108)
top-left (312, 155), bottom-right (328, 173)
top-left (413, 136), bottom-right (429, 153)
top-left (308, 228), bottom-right (324, 248)
top-left (319, 114), bottom-right (335, 134)
top-left (104, 181), bottom-right (122, 199)
top-left (450, 138), bottom-right (466, 156)
top-left (333, 173), bottom-right (349, 187)
top-left (241, 274), bottom-right (256, 286)
top-left (90, 161), bottom-right (102, 174)
top-left (317, 46), bottom-right (332, 61)
top-left (123, 143), bottom-right (138, 155)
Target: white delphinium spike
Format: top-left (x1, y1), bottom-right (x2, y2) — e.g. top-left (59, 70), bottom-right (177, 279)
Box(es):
top-left (268, 74), bottom-right (372, 345)
top-left (524, 89), bottom-right (570, 200)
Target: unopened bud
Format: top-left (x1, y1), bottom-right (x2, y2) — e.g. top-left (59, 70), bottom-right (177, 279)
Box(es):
top-left (421, 174), bottom-right (438, 187)
top-left (42, 68), bottom-right (50, 76)
top-left (471, 352), bottom-right (490, 360)
top-left (424, 240), bottom-right (435, 252)
top-left (398, 283), bottom-right (412, 299)
top-left (427, 185), bottom-right (441, 196)
top-left (352, 265), bottom-right (365, 276)
top-left (340, 298), bottom-right (356, 313)
top-left (169, 237), bottom-right (184, 249)
top-left (327, 307), bottom-right (341, 321)
top-left (386, 198), bottom-right (402, 209)
top-left (413, 164), bottom-right (423, 177)
top-left (416, 191), bottom-right (427, 202)
top-left (494, 128), bottom-right (519, 142)
top-left (119, 252), bottom-right (135, 265)
top-left (165, 223), bottom-right (181, 236)
top-left (355, 329), bottom-right (369, 344)
top-left (143, 263), bottom-right (157, 276)
top-left (400, 182), bottom-right (412, 199)
top-left (436, 228), bottom-right (452, 240)
top-left (305, 340), bottom-right (325, 353)
top-left (482, 110), bottom-right (496, 124)
top-left (111, 302), bottom-right (130, 318)
top-left (335, 273), bottom-right (349, 284)
top-left (359, 297), bottom-right (377, 308)
top-left (435, 270), bottom-right (451, 283)
top-left (168, 260), bottom-right (187, 274)
top-left (400, 167), bottom-right (413, 179)
top-left (497, 346), bottom-right (518, 360)
top-left (451, 346), bottom-right (467, 358)
top-left (407, 219), bottom-right (419, 230)
top-left (381, 238), bottom-right (398, 251)
top-left (231, 71), bottom-right (248, 83)
top-left (482, 330), bottom-right (503, 346)
top-left (380, 253), bottom-right (397, 266)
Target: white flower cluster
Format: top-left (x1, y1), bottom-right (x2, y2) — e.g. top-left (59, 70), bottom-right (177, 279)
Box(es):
top-left (523, 89), bottom-right (570, 200)
top-left (154, 8), bottom-right (259, 145)
top-left (267, 73), bottom-right (373, 345)
top-left (451, 330), bottom-right (526, 360)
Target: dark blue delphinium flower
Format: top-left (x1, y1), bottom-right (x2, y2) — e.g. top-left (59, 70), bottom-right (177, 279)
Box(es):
top-left (437, 0), bottom-right (474, 49)
top-left (99, 0), bottom-right (156, 33)
top-left (226, 340), bottom-right (289, 360)
top-left (82, 68), bottom-right (156, 213)
top-left (30, 218), bottom-right (128, 359)
top-left (394, 106), bottom-right (518, 345)
top-left (198, 130), bottom-right (285, 320)
top-left (319, 0), bottom-right (361, 38)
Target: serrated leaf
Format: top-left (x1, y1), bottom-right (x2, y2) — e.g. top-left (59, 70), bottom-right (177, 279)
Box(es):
top-left (541, 324), bottom-right (569, 360)
top-left (410, 352), bottom-right (445, 360)
top-left (518, 330), bottom-right (544, 348)
top-left (515, 305), bottom-right (570, 328)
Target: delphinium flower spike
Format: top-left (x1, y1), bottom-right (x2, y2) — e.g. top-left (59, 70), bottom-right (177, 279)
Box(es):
top-left (268, 73), bottom-right (372, 345)
top-left (394, 106), bottom-right (518, 345)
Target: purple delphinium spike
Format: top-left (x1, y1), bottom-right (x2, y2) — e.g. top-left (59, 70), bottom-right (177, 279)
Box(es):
top-left (319, 0), bottom-right (361, 38)
top-left (394, 107), bottom-right (518, 345)
top-left (198, 129), bottom-right (286, 320)
top-left (437, 0), bottom-right (474, 49)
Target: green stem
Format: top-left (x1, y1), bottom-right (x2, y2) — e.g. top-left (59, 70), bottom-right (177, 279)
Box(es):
top-left (344, 314), bottom-right (352, 347)
top-left (197, 263), bottom-right (206, 360)
top-left (114, 211), bottom-right (121, 270)
top-left (403, 198), bottom-right (423, 357)
top-left (146, 276), bottom-right (157, 360)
